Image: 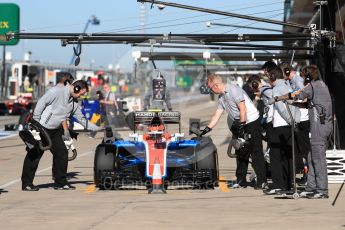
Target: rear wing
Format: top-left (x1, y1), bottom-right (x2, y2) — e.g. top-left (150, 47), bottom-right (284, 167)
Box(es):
top-left (134, 111), bottom-right (181, 125)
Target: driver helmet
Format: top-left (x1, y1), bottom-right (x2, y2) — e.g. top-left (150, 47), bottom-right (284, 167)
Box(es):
top-left (147, 116), bottom-right (165, 132)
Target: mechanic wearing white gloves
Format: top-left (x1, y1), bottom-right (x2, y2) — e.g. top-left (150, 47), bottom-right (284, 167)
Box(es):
top-left (201, 74), bottom-right (267, 190)
top-left (21, 80), bottom-right (101, 191)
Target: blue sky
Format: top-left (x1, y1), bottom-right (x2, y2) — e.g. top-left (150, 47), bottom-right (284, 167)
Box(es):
top-left (1, 0), bottom-right (285, 71)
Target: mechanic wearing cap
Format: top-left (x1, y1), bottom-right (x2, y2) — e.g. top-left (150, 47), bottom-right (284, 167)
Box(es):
top-left (272, 65), bottom-right (332, 199)
top-left (21, 80), bottom-right (101, 191)
top-left (201, 73), bottom-right (267, 190)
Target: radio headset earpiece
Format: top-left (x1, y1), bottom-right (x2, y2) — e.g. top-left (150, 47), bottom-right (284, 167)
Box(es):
top-left (303, 68), bottom-right (312, 84)
top-left (74, 84), bottom-right (81, 94)
top-left (71, 80), bottom-right (81, 94)
top-left (304, 73), bottom-right (312, 83)
top-left (284, 67), bottom-right (291, 77)
top-left (250, 80), bottom-right (259, 91)
top-left (268, 72), bottom-right (276, 82)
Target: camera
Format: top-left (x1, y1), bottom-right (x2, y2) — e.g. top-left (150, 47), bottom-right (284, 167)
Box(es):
top-left (229, 133), bottom-right (251, 150)
top-left (157, 4), bottom-right (166, 10)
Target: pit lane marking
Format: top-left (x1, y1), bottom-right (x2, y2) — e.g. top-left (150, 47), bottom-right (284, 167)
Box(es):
top-left (219, 176), bottom-right (230, 193)
top-left (85, 184), bottom-right (96, 194)
top-left (0, 133), bottom-right (18, 140)
top-left (0, 151), bottom-right (94, 189)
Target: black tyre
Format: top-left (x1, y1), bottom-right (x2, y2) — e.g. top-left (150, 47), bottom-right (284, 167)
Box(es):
top-left (94, 144), bottom-right (116, 189)
top-left (195, 137), bottom-right (219, 189)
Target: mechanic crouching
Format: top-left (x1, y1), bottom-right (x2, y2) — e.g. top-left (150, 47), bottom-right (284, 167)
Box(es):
top-left (273, 65), bottom-right (332, 199)
top-left (21, 80), bottom-right (101, 191)
top-left (201, 74), bottom-right (267, 190)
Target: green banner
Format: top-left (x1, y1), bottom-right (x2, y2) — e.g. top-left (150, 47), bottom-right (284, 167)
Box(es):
top-left (176, 75), bottom-right (193, 87)
top-left (0, 3), bottom-right (20, 45)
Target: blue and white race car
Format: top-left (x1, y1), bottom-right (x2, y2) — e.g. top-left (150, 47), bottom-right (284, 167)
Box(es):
top-left (94, 111), bottom-right (219, 191)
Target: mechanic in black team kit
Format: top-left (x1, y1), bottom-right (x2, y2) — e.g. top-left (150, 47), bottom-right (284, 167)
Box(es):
top-left (200, 74), bottom-right (267, 190)
top-left (21, 80), bottom-right (100, 191)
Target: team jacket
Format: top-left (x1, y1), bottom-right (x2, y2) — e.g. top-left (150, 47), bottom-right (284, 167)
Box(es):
top-left (32, 85), bottom-right (99, 130)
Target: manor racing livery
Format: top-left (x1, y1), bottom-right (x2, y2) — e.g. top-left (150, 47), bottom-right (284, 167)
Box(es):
top-left (94, 111), bottom-right (219, 191)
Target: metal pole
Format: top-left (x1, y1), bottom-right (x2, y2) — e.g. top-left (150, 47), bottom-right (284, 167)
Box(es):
top-left (1, 45), bottom-right (5, 100)
top-left (209, 22), bottom-right (285, 33)
top-left (70, 20), bottom-right (91, 65)
top-left (284, 100), bottom-right (298, 197)
top-left (137, 0), bottom-right (309, 30)
top-left (133, 43), bottom-right (313, 51)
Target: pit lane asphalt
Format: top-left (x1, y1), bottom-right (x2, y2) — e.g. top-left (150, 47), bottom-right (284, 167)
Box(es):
top-left (0, 95), bottom-right (344, 230)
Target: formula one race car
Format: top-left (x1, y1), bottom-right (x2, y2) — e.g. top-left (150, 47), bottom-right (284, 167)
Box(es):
top-left (94, 111), bottom-right (219, 191)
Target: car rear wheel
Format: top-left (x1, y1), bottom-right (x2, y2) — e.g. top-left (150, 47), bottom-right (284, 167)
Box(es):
top-left (195, 137), bottom-right (219, 189)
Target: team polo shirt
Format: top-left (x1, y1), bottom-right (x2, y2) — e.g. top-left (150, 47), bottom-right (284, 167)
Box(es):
top-left (290, 74), bottom-right (304, 92)
top-left (289, 74), bottom-right (309, 122)
top-left (217, 83), bottom-right (259, 124)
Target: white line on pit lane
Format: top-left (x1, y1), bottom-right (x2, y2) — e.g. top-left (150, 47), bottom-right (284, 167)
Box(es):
top-left (0, 133), bottom-right (18, 140)
top-left (0, 150), bottom-right (94, 189)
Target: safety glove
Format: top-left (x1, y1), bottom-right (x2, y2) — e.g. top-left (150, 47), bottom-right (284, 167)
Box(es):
top-left (200, 126), bottom-right (212, 136)
top-left (238, 122), bottom-right (246, 138)
top-left (62, 129), bottom-right (72, 141)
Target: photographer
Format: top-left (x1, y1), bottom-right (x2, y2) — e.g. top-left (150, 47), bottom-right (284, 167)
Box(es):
top-left (21, 80), bottom-right (101, 191)
top-left (273, 65), bottom-right (332, 199)
top-left (201, 74), bottom-right (267, 189)
top-left (265, 67), bottom-right (300, 195)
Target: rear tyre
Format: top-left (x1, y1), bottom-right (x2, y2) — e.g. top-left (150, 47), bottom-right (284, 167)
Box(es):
top-left (94, 144), bottom-right (116, 190)
top-left (195, 137), bottom-right (219, 189)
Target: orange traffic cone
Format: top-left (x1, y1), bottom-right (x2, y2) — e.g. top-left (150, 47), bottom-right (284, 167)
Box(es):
top-left (148, 161), bottom-right (166, 194)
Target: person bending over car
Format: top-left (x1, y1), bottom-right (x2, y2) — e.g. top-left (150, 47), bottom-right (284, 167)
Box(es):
top-left (21, 80), bottom-right (100, 191)
top-left (200, 74), bottom-right (267, 190)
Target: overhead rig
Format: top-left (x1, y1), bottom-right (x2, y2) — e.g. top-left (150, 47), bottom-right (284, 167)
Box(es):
top-left (4, 32), bottom-right (317, 65)
top-left (3, 0), bottom-right (336, 66)
top-left (6, 32), bottom-right (314, 44)
top-left (137, 0), bottom-right (310, 30)
top-left (138, 51), bottom-right (313, 62)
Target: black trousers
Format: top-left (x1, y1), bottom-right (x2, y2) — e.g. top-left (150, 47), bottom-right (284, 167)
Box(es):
top-left (295, 120), bottom-right (311, 171)
top-left (269, 125), bottom-right (293, 190)
top-left (232, 118), bottom-right (267, 185)
top-left (265, 122), bottom-right (274, 178)
top-left (21, 127), bottom-right (69, 186)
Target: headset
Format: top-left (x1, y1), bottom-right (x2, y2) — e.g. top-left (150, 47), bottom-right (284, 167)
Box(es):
top-left (268, 72), bottom-right (276, 82)
top-left (301, 67), bottom-right (312, 85)
top-left (250, 79), bottom-right (261, 91)
top-left (71, 80), bottom-right (88, 94)
top-left (283, 67), bottom-right (291, 77)
top-left (74, 84), bottom-right (81, 94)
top-left (304, 73), bottom-right (312, 84)
top-left (306, 70), bottom-right (326, 124)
